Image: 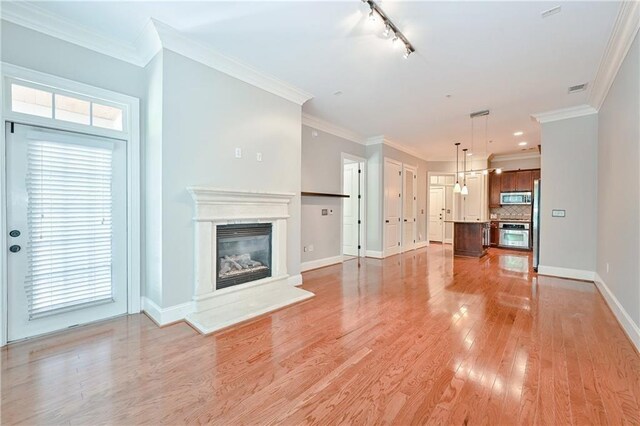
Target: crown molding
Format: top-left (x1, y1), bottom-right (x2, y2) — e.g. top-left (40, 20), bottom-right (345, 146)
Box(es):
top-left (589, 1), bottom-right (640, 111)
top-left (490, 151), bottom-right (540, 162)
top-left (531, 104), bottom-right (598, 124)
top-left (1, 1), bottom-right (142, 65)
top-left (1, 4), bottom-right (313, 106)
top-left (149, 20), bottom-right (313, 106)
top-left (365, 135), bottom-right (429, 162)
top-left (301, 113), bottom-right (365, 144)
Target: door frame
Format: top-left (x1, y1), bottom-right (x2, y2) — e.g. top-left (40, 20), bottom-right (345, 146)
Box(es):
top-left (340, 153), bottom-right (367, 257)
top-left (401, 164), bottom-right (417, 252)
top-left (427, 172), bottom-right (457, 245)
top-left (428, 185), bottom-right (446, 243)
top-left (0, 63), bottom-right (141, 345)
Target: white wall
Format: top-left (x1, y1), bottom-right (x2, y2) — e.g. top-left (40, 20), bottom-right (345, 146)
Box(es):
top-left (596, 32), bottom-right (640, 331)
top-left (300, 125), bottom-right (365, 264)
top-left (155, 49), bottom-right (302, 307)
top-left (539, 114), bottom-right (598, 275)
top-left (366, 144), bottom-right (384, 253)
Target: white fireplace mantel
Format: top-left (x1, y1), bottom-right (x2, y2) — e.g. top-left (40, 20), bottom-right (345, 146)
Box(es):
top-left (184, 187), bottom-right (313, 335)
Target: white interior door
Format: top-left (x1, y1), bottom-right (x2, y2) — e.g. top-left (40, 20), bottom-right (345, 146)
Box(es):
top-left (429, 186), bottom-right (445, 242)
top-left (402, 166), bottom-right (417, 251)
top-left (384, 159), bottom-right (402, 256)
top-left (6, 123), bottom-right (128, 341)
top-left (342, 162), bottom-right (360, 257)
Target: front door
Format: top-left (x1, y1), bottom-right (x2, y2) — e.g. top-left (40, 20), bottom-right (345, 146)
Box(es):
top-left (342, 162), bottom-right (360, 257)
top-left (429, 186), bottom-right (445, 242)
top-left (384, 159), bottom-right (402, 256)
top-left (6, 123), bottom-right (128, 341)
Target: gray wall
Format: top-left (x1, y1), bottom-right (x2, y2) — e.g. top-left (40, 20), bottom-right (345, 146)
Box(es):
top-left (300, 125), bottom-right (365, 264)
top-left (1, 21), bottom-right (146, 99)
top-left (157, 49), bottom-right (302, 307)
top-left (539, 114), bottom-right (598, 273)
top-left (597, 33), bottom-right (640, 328)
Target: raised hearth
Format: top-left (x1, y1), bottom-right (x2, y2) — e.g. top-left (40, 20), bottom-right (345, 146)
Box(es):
top-left (184, 187), bottom-right (314, 335)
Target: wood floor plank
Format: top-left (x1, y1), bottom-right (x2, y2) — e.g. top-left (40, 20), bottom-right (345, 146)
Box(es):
top-left (2, 246), bottom-right (640, 425)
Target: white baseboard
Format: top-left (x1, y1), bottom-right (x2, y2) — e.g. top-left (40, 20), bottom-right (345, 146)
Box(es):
top-left (415, 241), bottom-right (428, 249)
top-left (301, 255), bottom-right (343, 272)
top-left (365, 250), bottom-right (384, 259)
top-left (142, 297), bottom-right (192, 326)
top-left (594, 273), bottom-right (640, 352)
top-left (287, 273), bottom-right (303, 286)
top-left (537, 265), bottom-right (595, 281)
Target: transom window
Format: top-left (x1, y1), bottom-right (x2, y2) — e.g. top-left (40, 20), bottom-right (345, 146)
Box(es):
top-left (9, 82), bottom-right (125, 132)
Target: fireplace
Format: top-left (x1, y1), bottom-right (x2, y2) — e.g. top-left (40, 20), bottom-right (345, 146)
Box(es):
top-left (217, 223), bottom-right (272, 289)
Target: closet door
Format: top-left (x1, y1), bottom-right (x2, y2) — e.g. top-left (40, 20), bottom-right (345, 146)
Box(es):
top-left (384, 159), bottom-right (402, 256)
top-left (402, 166), bottom-right (417, 251)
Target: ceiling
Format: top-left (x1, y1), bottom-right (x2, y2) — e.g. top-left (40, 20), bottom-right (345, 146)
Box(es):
top-left (21, 1), bottom-right (620, 160)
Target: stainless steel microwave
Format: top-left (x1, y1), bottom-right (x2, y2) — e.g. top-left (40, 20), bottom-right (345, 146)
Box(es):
top-left (500, 192), bottom-right (532, 205)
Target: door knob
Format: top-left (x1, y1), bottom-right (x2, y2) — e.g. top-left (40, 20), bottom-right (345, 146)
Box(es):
top-left (9, 230), bottom-right (20, 238)
top-left (9, 245), bottom-right (21, 253)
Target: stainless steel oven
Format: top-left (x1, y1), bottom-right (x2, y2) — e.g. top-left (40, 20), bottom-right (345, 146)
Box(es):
top-left (499, 222), bottom-right (530, 248)
top-left (500, 192), bottom-right (532, 205)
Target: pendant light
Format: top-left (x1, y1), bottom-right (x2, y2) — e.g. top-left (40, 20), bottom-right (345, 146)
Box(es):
top-left (461, 148), bottom-right (469, 195)
top-left (453, 143), bottom-right (461, 193)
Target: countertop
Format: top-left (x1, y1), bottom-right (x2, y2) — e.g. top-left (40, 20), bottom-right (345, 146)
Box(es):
top-left (490, 219), bottom-right (532, 223)
top-left (445, 220), bottom-right (491, 224)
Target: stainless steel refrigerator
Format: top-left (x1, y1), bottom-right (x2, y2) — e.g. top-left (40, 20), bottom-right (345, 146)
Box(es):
top-left (533, 179), bottom-right (541, 271)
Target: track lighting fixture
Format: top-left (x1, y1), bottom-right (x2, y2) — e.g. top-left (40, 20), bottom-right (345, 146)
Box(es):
top-left (383, 23), bottom-right (391, 38)
top-left (361, 0), bottom-right (415, 59)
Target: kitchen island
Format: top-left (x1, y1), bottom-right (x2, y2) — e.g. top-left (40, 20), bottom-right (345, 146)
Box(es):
top-left (446, 220), bottom-right (490, 257)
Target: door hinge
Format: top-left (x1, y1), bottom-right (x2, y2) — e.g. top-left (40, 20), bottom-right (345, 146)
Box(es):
top-left (358, 245), bottom-right (361, 249)
top-left (358, 169), bottom-right (362, 174)
top-left (414, 240), bottom-right (416, 243)
top-left (398, 193), bottom-right (401, 197)
top-left (358, 220), bottom-right (361, 224)
top-left (399, 171), bottom-right (401, 176)
top-left (398, 218), bottom-right (400, 222)
top-left (398, 242), bottom-right (400, 246)
top-left (10, 122), bottom-right (15, 134)
top-left (358, 195), bottom-right (361, 199)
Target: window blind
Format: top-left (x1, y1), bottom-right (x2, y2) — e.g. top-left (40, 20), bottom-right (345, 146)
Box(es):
top-left (26, 138), bottom-right (114, 319)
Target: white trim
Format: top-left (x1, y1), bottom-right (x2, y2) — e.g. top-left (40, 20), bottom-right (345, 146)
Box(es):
top-left (146, 20), bottom-right (313, 106)
top-left (589, 1), bottom-right (640, 111)
top-left (366, 135), bottom-right (429, 162)
top-left (594, 273), bottom-right (640, 352)
top-left (142, 297), bottom-right (192, 326)
top-left (537, 265), bottom-right (595, 281)
top-left (490, 152), bottom-right (541, 162)
top-left (301, 255), bottom-right (344, 272)
top-left (531, 105), bottom-right (598, 124)
top-left (0, 2), bottom-right (142, 66)
top-left (287, 274), bottom-right (303, 287)
top-left (303, 113), bottom-right (365, 145)
top-left (415, 241), bottom-right (428, 249)
top-left (365, 250), bottom-right (384, 259)
top-left (0, 4), bottom-right (314, 106)
top-left (0, 63), bottom-right (142, 345)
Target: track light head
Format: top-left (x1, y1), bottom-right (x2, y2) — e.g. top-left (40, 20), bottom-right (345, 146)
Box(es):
top-left (368, 8), bottom-right (377, 22)
top-left (403, 47), bottom-right (411, 59)
top-left (383, 23), bottom-right (391, 38)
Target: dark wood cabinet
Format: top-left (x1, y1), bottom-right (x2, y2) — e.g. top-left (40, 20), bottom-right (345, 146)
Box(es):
top-left (489, 173), bottom-right (501, 208)
top-left (532, 169), bottom-right (541, 182)
top-left (453, 222), bottom-right (489, 257)
top-left (490, 221), bottom-right (499, 247)
top-left (500, 172), bottom-right (516, 192)
top-left (515, 170), bottom-right (532, 191)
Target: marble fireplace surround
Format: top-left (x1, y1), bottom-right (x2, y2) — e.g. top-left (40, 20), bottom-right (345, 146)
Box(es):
top-left (184, 187), bottom-right (314, 335)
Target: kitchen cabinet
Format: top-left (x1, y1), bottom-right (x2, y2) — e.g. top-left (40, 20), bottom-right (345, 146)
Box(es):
top-left (500, 172), bottom-right (516, 192)
top-left (515, 170), bottom-right (532, 191)
top-left (490, 221), bottom-right (499, 247)
top-left (532, 169), bottom-right (541, 181)
top-left (489, 172), bottom-right (501, 208)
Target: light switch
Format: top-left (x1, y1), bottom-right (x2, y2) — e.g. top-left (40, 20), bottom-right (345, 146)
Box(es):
top-left (551, 209), bottom-right (566, 217)
top-left (256, 152), bottom-right (262, 162)
top-left (321, 209), bottom-right (328, 216)
top-left (235, 148), bottom-right (242, 158)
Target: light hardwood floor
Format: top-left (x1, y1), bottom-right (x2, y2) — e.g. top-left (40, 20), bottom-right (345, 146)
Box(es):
top-left (2, 246), bottom-right (640, 425)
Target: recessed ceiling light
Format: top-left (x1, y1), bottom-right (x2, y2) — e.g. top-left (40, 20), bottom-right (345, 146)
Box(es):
top-left (518, 141), bottom-right (528, 146)
top-left (513, 131), bottom-right (524, 136)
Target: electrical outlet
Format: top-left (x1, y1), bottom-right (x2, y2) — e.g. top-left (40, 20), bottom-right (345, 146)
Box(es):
top-left (308, 244), bottom-right (314, 252)
top-left (235, 148), bottom-right (242, 158)
top-left (329, 209), bottom-right (334, 215)
top-left (606, 262), bottom-right (610, 273)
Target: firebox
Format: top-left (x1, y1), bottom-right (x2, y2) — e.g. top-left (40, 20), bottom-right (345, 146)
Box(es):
top-left (216, 223), bottom-right (272, 290)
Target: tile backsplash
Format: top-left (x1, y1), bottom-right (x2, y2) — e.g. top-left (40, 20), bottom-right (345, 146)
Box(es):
top-left (490, 205), bottom-right (532, 220)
